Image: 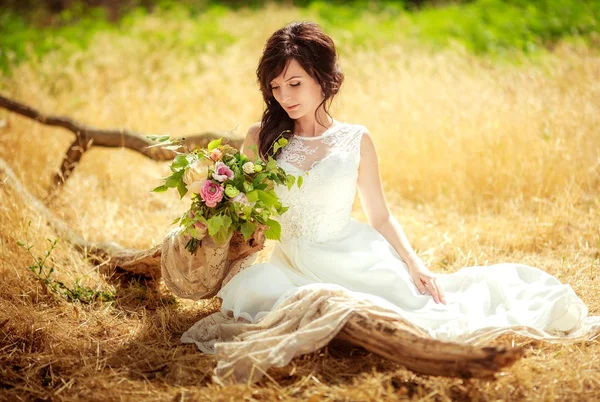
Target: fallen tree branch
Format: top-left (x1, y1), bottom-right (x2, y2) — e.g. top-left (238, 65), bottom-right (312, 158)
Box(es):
top-left (0, 94), bottom-right (243, 191)
top-left (0, 157), bottom-right (262, 279)
top-left (337, 312), bottom-right (523, 379)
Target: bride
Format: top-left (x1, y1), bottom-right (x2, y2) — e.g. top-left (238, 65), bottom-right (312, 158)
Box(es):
top-left (170, 21), bottom-right (599, 384)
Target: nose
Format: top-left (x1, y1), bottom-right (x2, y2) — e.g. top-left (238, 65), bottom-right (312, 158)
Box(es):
top-left (279, 88), bottom-right (292, 105)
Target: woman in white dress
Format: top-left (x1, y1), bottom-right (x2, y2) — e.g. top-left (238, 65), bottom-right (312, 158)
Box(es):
top-left (172, 21), bottom-right (599, 384)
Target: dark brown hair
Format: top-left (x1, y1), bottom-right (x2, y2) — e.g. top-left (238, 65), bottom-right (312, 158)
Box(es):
top-left (256, 21), bottom-right (344, 160)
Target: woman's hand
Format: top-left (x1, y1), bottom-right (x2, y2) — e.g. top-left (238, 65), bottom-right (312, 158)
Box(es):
top-left (406, 257), bottom-right (446, 304)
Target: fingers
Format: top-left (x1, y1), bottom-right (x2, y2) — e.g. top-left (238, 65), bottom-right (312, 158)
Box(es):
top-left (430, 277), bottom-right (446, 304)
top-left (415, 280), bottom-right (428, 295)
top-left (422, 276), bottom-right (446, 304)
top-left (422, 280), bottom-right (439, 304)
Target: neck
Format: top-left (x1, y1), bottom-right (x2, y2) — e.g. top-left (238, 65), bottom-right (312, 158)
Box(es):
top-left (293, 109), bottom-right (335, 138)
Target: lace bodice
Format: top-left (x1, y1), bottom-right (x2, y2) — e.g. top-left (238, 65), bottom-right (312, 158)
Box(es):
top-left (273, 122), bottom-right (366, 243)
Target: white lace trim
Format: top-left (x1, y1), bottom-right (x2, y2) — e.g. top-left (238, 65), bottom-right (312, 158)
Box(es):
top-left (274, 123), bottom-right (366, 243)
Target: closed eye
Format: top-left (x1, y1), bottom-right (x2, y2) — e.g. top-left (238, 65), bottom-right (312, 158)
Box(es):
top-left (270, 83), bottom-right (301, 90)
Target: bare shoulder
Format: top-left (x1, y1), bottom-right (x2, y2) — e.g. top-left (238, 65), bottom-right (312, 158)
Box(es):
top-left (242, 122), bottom-right (262, 159)
top-left (358, 127), bottom-right (378, 158)
top-left (247, 121), bottom-right (262, 143)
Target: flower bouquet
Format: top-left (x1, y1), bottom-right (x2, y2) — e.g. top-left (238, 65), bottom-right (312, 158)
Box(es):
top-left (148, 134), bottom-right (302, 255)
top-left (147, 133), bottom-right (302, 300)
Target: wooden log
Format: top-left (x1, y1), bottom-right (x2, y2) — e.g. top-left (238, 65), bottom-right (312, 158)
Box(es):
top-left (337, 312), bottom-right (524, 379)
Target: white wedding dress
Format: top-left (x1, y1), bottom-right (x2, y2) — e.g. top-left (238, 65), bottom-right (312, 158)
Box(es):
top-left (177, 121), bottom-right (600, 384)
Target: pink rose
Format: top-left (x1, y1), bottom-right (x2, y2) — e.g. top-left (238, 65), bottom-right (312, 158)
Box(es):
top-left (212, 161), bottom-right (234, 182)
top-left (209, 148), bottom-right (223, 161)
top-left (200, 180), bottom-right (224, 207)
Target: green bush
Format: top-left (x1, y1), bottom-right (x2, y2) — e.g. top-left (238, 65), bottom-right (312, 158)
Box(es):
top-left (0, 3), bottom-right (236, 74)
top-left (0, 7), bottom-right (114, 74)
top-left (1, 0), bottom-right (598, 74)
top-left (406, 0), bottom-right (600, 54)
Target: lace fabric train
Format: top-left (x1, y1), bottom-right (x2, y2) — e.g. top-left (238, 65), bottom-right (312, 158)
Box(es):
top-left (161, 121), bottom-right (600, 385)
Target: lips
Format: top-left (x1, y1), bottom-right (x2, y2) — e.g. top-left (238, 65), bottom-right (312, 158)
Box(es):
top-left (286, 104), bottom-right (299, 111)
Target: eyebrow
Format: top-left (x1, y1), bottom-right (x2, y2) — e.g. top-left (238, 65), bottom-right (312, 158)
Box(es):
top-left (270, 75), bottom-right (303, 85)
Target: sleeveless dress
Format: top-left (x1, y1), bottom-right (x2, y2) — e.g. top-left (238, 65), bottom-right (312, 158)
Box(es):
top-left (179, 121), bottom-right (600, 384)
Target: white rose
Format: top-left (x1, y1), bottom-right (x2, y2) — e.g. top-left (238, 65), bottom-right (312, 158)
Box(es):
top-left (183, 159), bottom-right (210, 193)
top-left (242, 161), bottom-right (255, 174)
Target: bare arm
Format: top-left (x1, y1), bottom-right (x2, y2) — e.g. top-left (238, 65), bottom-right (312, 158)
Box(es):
top-left (357, 131), bottom-right (419, 267)
top-left (357, 130), bottom-right (446, 304)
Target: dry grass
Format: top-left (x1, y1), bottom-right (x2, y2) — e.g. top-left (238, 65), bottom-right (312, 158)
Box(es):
top-left (1, 5), bottom-right (599, 401)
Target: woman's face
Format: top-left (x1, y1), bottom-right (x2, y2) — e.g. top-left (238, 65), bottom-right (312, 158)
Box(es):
top-left (269, 58), bottom-right (324, 119)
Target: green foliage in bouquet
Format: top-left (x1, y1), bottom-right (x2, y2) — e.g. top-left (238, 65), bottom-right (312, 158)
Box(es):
top-left (147, 133), bottom-right (302, 253)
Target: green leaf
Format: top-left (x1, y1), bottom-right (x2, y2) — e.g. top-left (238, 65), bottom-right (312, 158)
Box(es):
top-left (161, 144), bottom-right (184, 152)
top-left (207, 215), bottom-right (224, 236)
top-left (187, 225), bottom-right (201, 239)
top-left (171, 154), bottom-right (191, 171)
top-left (252, 173), bottom-right (268, 186)
top-left (146, 140), bottom-right (181, 149)
top-left (264, 219), bottom-right (281, 241)
top-left (164, 176), bottom-right (178, 188)
top-left (257, 190), bottom-right (280, 208)
top-left (273, 136), bottom-right (289, 154)
top-left (212, 215), bottom-right (233, 245)
top-left (286, 174), bottom-right (295, 190)
top-left (164, 170), bottom-right (184, 188)
top-left (212, 229), bottom-right (231, 245)
top-left (240, 221), bottom-right (256, 241)
top-left (176, 180), bottom-right (188, 199)
top-left (208, 138), bottom-right (222, 151)
top-left (152, 184), bottom-right (169, 193)
top-left (146, 135), bottom-right (171, 142)
top-left (266, 158), bottom-right (277, 171)
top-left (246, 190), bottom-right (258, 203)
top-left (278, 137), bottom-right (288, 147)
top-left (297, 175), bottom-right (303, 188)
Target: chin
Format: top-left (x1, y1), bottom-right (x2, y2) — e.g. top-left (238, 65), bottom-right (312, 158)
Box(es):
top-left (288, 110), bottom-right (305, 118)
